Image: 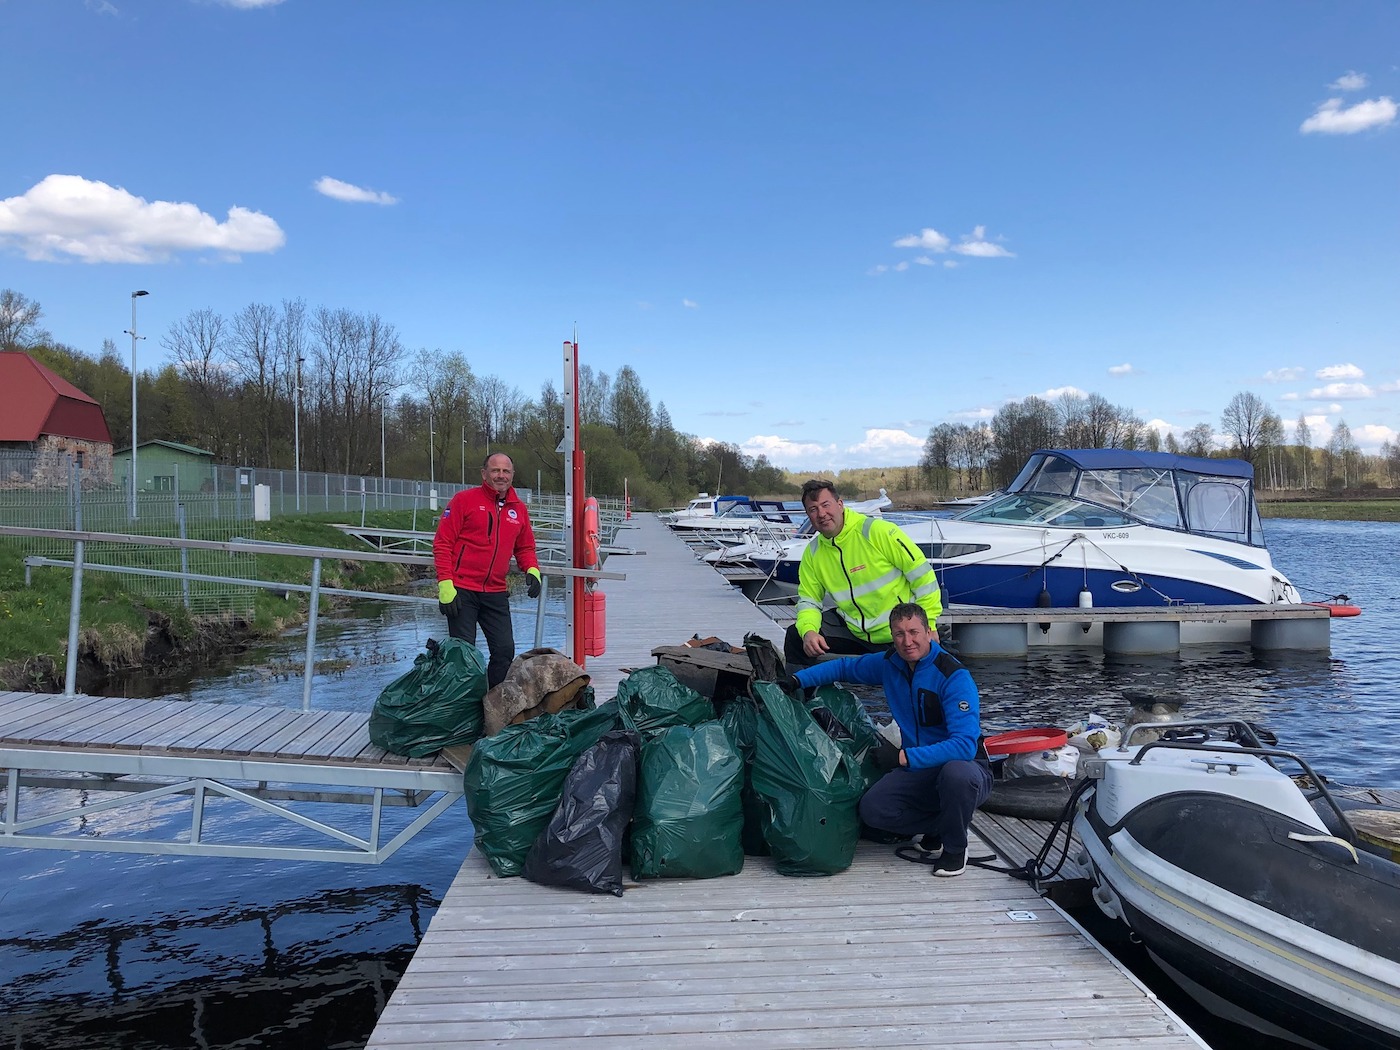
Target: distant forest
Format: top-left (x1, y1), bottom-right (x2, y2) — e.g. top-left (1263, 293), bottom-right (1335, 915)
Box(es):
top-left (4, 287), bottom-right (1398, 506)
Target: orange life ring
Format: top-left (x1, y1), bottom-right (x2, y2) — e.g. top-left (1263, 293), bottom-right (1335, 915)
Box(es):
top-left (1309, 602), bottom-right (1362, 618)
top-left (582, 496), bottom-right (601, 569)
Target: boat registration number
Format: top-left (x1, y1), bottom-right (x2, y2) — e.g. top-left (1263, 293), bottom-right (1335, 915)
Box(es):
top-left (1101, 531), bottom-right (1129, 540)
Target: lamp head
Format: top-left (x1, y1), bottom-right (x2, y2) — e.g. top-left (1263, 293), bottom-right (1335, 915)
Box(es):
top-left (132, 290), bottom-right (149, 298)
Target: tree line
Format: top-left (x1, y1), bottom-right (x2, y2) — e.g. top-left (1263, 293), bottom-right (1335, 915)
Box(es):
top-left (1, 288), bottom-right (786, 507)
top-left (5, 287), bottom-right (1397, 502)
top-left (921, 390), bottom-right (1400, 494)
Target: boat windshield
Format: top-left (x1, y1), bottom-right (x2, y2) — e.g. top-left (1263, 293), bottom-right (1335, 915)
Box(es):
top-left (955, 492), bottom-right (1135, 529)
top-left (975, 451), bottom-right (1263, 544)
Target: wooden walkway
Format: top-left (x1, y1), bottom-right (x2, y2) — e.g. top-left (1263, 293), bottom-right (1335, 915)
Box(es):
top-left (368, 515), bottom-right (1205, 1048)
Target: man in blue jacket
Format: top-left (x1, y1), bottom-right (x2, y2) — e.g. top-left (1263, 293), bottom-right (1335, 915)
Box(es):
top-left (783, 602), bottom-right (991, 876)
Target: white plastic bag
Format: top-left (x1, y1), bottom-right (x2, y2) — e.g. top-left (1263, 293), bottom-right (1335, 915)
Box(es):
top-left (1066, 712), bottom-right (1122, 753)
top-left (1004, 744), bottom-right (1080, 779)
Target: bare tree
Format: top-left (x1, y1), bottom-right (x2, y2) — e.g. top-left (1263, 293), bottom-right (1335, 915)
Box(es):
top-left (1220, 391), bottom-right (1270, 466)
top-left (162, 308), bottom-right (233, 457)
top-left (0, 289), bottom-right (45, 351)
top-left (229, 302), bottom-right (281, 465)
top-left (1182, 423), bottom-right (1214, 458)
top-left (1293, 417), bottom-right (1312, 489)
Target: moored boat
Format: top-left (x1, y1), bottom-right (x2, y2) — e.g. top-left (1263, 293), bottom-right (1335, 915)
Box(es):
top-left (1074, 719), bottom-right (1400, 1049)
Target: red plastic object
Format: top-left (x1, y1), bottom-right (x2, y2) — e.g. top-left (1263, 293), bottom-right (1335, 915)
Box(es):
top-left (583, 590), bottom-right (606, 657)
top-left (1309, 602), bottom-right (1361, 618)
top-left (984, 727), bottom-right (1068, 756)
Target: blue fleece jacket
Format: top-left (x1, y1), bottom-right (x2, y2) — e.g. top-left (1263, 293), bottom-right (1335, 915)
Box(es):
top-left (794, 645), bottom-right (981, 770)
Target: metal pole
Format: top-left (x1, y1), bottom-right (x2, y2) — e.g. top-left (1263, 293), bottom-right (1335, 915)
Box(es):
top-left (302, 558), bottom-right (321, 712)
top-left (178, 503), bottom-right (190, 609)
top-left (126, 290), bottom-right (149, 520)
top-left (294, 356), bottom-right (303, 511)
top-left (63, 472), bottom-right (84, 698)
top-left (533, 573), bottom-right (549, 648)
top-left (380, 398), bottom-right (387, 507)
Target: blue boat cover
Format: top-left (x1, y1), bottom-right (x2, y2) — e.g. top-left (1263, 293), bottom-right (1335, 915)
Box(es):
top-left (1037, 448), bottom-right (1254, 481)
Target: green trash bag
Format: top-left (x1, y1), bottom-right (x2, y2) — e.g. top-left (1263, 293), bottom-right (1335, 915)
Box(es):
top-left (719, 694), bottom-right (770, 857)
top-left (806, 684), bottom-right (889, 794)
top-left (750, 681), bottom-right (865, 876)
top-left (368, 638), bottom-right (488, 757)
top-left (631, 721), bottom-right (745, 880)
top-left (462, 703), bottom-right (622, 877)
top-left (615, 665), bottom-right (714, 738)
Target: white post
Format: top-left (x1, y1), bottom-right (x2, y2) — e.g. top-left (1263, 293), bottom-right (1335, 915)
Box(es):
top-left (294, 355), bottom-right (303, 511)
top-left (126, 290), bottom-right (149, 520)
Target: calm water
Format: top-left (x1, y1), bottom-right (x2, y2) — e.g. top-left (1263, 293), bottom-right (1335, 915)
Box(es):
top-left (1, 518), bottom-right (1396, 1049)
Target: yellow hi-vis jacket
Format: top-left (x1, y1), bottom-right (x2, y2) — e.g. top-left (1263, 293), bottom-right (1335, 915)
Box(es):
top-left (794, 509), bottom-right (942, 645)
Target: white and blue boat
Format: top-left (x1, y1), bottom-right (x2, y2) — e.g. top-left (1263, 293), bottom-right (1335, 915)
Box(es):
top-left (750, 449), bottom-right (1300, 610)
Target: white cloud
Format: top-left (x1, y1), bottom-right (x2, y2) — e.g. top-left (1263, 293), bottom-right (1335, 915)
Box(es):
top-left (1355, 423), bottom-right (1398, 452)
top-left (1378, 380), bottom-right (1400, 393)
top-left (1316, 362), bottom-right (1364, 379)
top-left (313, 176), bottom-right (398, 205)
top-left (740, 434), bottom-right (838, 468)
top-left (893, 260), bottom-right (909, 272)
top-left (0, 174), bottom-right (285, 263)
top-left (951, 225), bottom-right (1015, 258)
top-left (1308, 382), bottom-right (1373, 400)
top-left (1330, 71), bottom-right (1368, 92)
top-left (848, 427), bottom-right (924, 459)
top-left (217, 0), bottom-right (286, 8)
top-left (682, 298), bottom-right (699, 309)
top-left (893, 227), bottom-right (950, 251)
top-left (85, 0), bottom-right (119, 14)
top-left (1265, 366), bottom-right (1305, 382)
top-left (1037, 385), bottom-right (1087, 400)
top-left (1300, 96), bottom-right (1397, 134)
top-left (1280, 392), bottom-right (1300, 401)
top-left (1108, 363), bottom-right (1136, 376)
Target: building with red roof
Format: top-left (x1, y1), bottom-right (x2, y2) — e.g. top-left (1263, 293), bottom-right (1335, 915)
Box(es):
top-left (0, 351), bottom-right (114, 486)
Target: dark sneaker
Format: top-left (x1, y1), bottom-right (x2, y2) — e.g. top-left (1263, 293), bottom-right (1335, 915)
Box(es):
top-left (912, 834), bottom-right (943, 859)
top-left (931, 850), bottom-right (966, 877)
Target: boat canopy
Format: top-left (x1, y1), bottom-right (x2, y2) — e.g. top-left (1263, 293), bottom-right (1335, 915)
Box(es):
top-left (960, 449), bottom-right (1266, 547)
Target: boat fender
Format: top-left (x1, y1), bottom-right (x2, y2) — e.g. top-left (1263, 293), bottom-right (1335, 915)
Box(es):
top-left (1309, 602), bottom-right (1362, 618)
top-left (1287, 832), bottom-right (1359, 863)
top-left (1036, 587), bottom-right (1052, 634)
top-left (1078, 586), bottom-right (1092, 633)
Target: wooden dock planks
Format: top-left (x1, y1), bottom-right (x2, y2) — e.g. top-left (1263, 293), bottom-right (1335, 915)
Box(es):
top-left (366, 845), bottom-right (1202, 1048)
top-left (366, 515), bottom-right (1204, 1050)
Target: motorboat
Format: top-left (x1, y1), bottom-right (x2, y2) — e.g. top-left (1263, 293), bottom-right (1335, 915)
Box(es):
top-left (658, 492), bottom-right (748, 526)
top-left (749, 450), bottom-right (1300, 616)
top-left (701, 490), bottom-right (891, 565)
top-left (1074, 718), bottom-right (1400, 1049)
top-left (668, 496), bottom-right (804, 542)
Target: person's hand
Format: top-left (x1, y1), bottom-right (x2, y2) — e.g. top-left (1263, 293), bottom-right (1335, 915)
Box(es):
top-left (437, 580), bottom-right (458, 616)
top-left (802, 630), bottom-right (829, 658)
top-left (873, 738), bottom-right (902, 771)
top-left (526, 569), bottom-right (542, 599)
top-left (777, 674), bottom-right (801, 696)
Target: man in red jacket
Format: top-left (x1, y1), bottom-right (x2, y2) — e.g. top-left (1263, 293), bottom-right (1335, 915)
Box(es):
top-left (433, 452), bottom-right (542, 688)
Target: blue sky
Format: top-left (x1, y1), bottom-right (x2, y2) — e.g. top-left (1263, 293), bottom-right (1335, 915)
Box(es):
top-left (3, 0), bottom-right (1397, 471)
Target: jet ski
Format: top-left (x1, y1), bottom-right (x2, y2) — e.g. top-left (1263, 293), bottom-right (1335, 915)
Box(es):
top-left (1074, 719), bottom-right (1400, 1049)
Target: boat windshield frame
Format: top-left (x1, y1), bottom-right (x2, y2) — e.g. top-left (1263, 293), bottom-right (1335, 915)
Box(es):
top-left (960, 451), bottom-right (1266, 547)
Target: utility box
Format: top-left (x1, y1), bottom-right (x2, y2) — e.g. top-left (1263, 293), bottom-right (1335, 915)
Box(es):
top-left (253, 483), bottom-right (271, 521)
top-left (583, 590), bottom-right (607, 657)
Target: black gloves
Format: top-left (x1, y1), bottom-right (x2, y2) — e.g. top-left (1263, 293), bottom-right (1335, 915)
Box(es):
top-left (873, 737), bottom-right (902, 771)
top-left (437, 580), bottom-right (459, 617)
top-left (526, 572), bottom-right (542, 599)
top-left (777, 674), bottom-right (801, 696)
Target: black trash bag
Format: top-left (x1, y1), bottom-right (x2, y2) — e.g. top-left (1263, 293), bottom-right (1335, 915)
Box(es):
top-left (615, 665), bottom-right (714, 739)
top-left (522, 729), bottom-right (640, 896)
top-left (805, 684), bottom-right (890, 793)
top-left (463, 702), bottom-right (622, 877)
top-left (369, 638), bottom-right (487, 757)
top-left (719, 694), bottom-right (770, 857)
top-left (743, 632), bottom-right (785, 685)
top-left (630, 722), bottom-right (745, 880)
top-left (750, 681), bottom-right (865, 876)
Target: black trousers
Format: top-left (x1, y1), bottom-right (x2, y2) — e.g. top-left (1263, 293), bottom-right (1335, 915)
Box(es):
top-left (858, 759), bottom-right (993, 852)
top-left (783, 607), bottom-right (886, 669)
top-left (445, 589), bottom-right (515, 688)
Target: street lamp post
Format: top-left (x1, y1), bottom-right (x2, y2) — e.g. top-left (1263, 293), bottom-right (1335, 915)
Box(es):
top-left (461, 424), bottom-right (467, 486)
top-left (125, 290), bottom-right (149, 520)
top-left (380, 397), bottom-right (387, 506)
top-left (294, 355), bottom-right (304, 511)
top-left (428, 399), bottom-right (435, 493)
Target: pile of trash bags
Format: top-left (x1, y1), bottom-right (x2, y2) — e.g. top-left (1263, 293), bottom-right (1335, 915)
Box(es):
top-left (464, 651), bottom-right (890, 896)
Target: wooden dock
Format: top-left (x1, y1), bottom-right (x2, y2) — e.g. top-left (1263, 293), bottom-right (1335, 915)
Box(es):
top-left (367, 515), bottom-right (1206, 1048)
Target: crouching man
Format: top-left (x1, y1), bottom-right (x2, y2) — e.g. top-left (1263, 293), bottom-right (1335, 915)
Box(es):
top-left (782, 602), bottom-right (991, 876)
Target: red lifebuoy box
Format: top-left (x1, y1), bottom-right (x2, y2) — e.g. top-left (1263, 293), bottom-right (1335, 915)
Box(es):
top-left (583, 590), bottom-right (606, 657)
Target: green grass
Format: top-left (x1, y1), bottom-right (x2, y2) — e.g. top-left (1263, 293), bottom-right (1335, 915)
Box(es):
top-left (0, 510), bottom-right (436, 682)
top-left (1259, 500), bottom-right (1400, 522)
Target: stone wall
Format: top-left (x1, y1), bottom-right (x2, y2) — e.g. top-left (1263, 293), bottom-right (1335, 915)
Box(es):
top-left (0, 437), bottom-right (114, 489)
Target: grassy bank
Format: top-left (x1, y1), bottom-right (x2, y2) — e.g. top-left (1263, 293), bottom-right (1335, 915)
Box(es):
top-left (1258, 499), bottom-right (1400, 522)
top-left (0, 511), bottom-right (437, 691)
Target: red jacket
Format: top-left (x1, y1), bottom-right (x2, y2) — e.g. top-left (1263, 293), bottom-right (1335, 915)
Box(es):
top-left (433, 484), bottom-right (539, 593)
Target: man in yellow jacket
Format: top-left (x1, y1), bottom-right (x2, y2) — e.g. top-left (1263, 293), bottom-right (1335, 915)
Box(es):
top-left (784, 479), bottom-right (942, 668)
